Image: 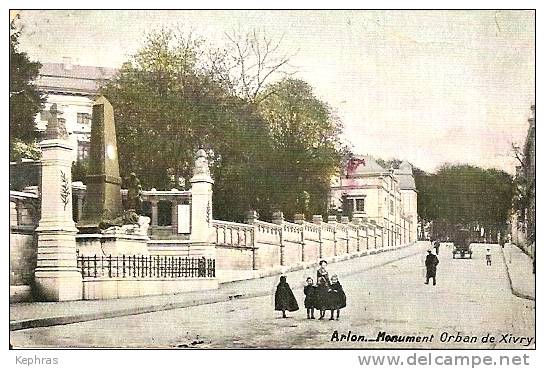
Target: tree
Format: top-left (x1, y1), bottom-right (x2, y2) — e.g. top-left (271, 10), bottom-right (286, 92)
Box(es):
top-left (102, 29), bottom-right (344, 222)
top-left (101, 29), bottom-right (277, 221)
top-left (415, 164), bottom-right (514, 239)
top-left (9, 15), bottom-right (45, 160)
top-left (258, 78), bottom-right (344, 218)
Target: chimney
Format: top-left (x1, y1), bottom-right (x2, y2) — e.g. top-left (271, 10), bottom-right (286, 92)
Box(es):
top-left (63, 57), bottom-right (73, 70)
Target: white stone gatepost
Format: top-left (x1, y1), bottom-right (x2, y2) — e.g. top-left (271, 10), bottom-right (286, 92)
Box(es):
top-left (34, 105), bottom-right (82, 301)
top-left (190, 149), bottom-right (215, 258)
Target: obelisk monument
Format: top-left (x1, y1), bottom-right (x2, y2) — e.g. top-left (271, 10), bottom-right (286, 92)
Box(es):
top-left (77, 96), bottom-right (122, 232)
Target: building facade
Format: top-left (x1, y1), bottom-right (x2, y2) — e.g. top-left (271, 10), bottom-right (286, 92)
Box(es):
top-left (330, 156), bottom-right (418, 245)
top-left (510, 104), bottom-right (535, 260)
top-left (34, 59), bottom-right (117, 162)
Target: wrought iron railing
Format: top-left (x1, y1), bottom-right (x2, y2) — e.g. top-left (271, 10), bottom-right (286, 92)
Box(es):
top-left (76, 254), bottom-right (215, 279)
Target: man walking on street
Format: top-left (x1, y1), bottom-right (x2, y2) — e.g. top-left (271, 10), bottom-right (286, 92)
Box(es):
top-left (425, 249), bottom-right (439, 286)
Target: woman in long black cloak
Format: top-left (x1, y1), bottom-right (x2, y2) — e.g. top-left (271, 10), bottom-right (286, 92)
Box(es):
top-left (274, 276), bottom-right (299, 318)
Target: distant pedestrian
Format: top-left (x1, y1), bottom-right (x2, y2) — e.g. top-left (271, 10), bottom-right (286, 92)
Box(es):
top-left (275, 276), bottom-right (299, 318)
top-left (425, 250), bottom-right (439, 286)
top-left (433, 239), bottom-right (440, 255)
top-left (485, 247), bottom-right (492, 266)
top-left (304, 277), bottom-right (317, 319)
top-left (328, 274), bottom-right (346, 320)
top-left (316, 276), bottom-right (331, 320)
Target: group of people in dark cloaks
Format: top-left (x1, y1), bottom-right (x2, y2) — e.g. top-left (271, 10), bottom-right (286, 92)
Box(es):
top-left (274, 260), bottom-right (346, 320)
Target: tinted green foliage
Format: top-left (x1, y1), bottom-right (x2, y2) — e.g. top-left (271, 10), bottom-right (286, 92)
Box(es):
top-left (10, 17), bottom-right (45, 160)
top-left (258, 79), bottom-right (343, 219)
top-left (416, 164), bottom-right (514, 229)
top-left (101, 30), bottom-right (343, 222)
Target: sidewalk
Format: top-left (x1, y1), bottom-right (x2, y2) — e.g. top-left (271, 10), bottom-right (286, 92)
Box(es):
top-left (501, 243), bottom-right (535, 301)
top-left (10, 241), bottom-right (429, 331)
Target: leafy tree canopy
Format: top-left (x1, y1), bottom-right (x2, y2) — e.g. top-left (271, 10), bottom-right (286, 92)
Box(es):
top-left (101, 29), bottom-right (344, 222)
top-left (10, 15), bottom-right (45, 160)
top-left (258, 78), bottom-right (345, 218)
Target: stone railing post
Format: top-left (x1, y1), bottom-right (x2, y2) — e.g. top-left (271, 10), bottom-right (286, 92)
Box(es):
top-left (313, 215), bottom-right (323, 258)
top-left (244, 210), bottom-right (258, 269)
top-left (34, 104), bottom-right (82, 301)
top-left (352, 218), bottom-right (362, 252)
top-left (272, 211), bottom-right (284, 265)
top-left (190, 149), bottom-right (215, 259)
top-left (294, 214), bottom-right (305, 262)
top-left (328, 215), bottom-right (337, 256)
top-left (340, 216), bottom-right (350, 253)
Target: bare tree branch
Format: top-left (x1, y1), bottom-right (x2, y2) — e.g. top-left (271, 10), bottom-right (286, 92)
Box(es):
top-left (223, 29), bottom-right (297, 103)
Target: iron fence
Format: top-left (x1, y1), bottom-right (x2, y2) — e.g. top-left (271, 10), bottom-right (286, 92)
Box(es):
top-left (76, 254), bottom-right (215, 279)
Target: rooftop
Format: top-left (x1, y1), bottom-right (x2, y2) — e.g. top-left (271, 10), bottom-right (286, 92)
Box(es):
top-left (36, 61), bottom-right (117, 96)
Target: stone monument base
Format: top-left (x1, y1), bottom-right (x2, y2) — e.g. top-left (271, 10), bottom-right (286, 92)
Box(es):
top-left (34, 270), bottom-right (83, 301)
top-left (76, 233), bottom-right (150, 257)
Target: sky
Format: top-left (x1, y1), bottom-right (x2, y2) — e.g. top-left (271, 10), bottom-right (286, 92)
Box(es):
top-left (15, 10), bottom-right (535, 174)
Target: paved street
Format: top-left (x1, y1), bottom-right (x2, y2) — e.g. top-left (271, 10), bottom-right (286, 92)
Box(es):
top-left (11, 243), bottom-right (534, 349)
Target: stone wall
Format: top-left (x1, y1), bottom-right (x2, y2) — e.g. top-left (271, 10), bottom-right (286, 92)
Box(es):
top-left (82, 277), bottom-right (218, 300)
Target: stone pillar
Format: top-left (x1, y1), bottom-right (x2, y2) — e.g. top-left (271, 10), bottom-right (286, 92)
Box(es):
top-left (340, 216), bottom-right (350, 224)
top-left (34, 105), bottom-right (82, 301)
top-left (312, 215), bottom-right (323, 225)
top-left (171, 199), bottom-right (179, 233)
top-left (150, 199), bottom-right (158, 227)
top-left (190, 149), bottom-right (215, 258)
top-left (75, 193), bottom-right (84, 222)
top-left (15, 199), bottom-right (23, 226)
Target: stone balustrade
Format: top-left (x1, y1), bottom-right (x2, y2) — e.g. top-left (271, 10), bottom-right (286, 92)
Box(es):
top-left (213, 212), bottom-right (413, 282)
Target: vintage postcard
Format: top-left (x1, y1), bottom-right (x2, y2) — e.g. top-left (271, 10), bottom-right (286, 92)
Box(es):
top-left (9, 9), bottom-right (535, 352)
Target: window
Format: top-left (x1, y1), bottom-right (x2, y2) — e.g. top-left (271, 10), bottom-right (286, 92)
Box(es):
top-left (77, 112), bottom-right (92, 125)
top-left (356, 198), bottom-right (365, 212)
top-left (390, 199), bottom-right (394, 215)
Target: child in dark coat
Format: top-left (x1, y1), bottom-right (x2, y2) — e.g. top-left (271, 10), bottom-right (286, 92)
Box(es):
top-left (303, 277), bottom-right (317, 319)
top-left (275, 275), bottom-right (299, 318)
top-left (328, 274), bottom-right (346, 320)
top-left (316, 276), bottom-right (332, 320)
